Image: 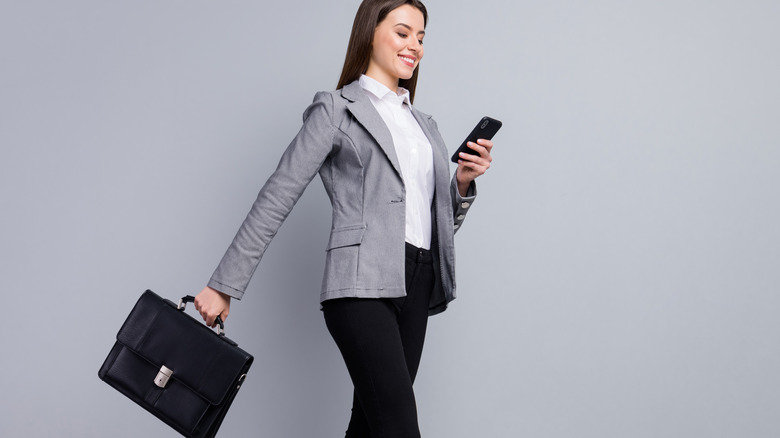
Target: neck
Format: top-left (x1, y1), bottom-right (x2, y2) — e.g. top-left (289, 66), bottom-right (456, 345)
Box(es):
top-left (363, 68), bottom-right (399, 94)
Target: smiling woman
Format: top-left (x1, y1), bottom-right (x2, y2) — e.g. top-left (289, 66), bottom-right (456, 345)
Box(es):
top-left (192, 0), bottom-right (496, 437)
top-left (365, 5), bottom-right (425, 91)
top-left (337, 0), bottom-right (428, 103)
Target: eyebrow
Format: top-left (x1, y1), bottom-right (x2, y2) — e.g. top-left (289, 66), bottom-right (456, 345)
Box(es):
top-left (395, 23), bottom-right (425, 35)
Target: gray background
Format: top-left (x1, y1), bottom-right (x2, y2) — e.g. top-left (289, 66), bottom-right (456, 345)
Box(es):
top-left (1, 0), bottom-right (779, 436)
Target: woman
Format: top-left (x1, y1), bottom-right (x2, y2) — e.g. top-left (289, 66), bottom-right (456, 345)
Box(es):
top-left (194, 0), bottom-right (494, 436)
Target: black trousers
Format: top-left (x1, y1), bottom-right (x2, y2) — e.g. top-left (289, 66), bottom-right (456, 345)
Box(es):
top-left (323, 243), bottom-right (435, 438)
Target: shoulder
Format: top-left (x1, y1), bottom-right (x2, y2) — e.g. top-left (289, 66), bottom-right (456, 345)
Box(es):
top-left (307, 86), bottom-right (353, 113)
top-left (304, 82), bottom-right (362, 126)
top-left (302, 90), bottom-right (338, 125)
top-left (311, 90), bottom-right (336, 108)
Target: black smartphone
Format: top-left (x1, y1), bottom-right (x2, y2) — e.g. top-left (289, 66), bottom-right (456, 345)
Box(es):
top-left (450, 116), bottom-right (502, 163)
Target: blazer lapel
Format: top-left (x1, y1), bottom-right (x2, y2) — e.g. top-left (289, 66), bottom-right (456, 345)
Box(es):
top-left (410, 106), bottom-right (447, 164)
top-left (410, 105), bottom-right (451, 200)
top-left (341, 81), bottom-right (404, 180)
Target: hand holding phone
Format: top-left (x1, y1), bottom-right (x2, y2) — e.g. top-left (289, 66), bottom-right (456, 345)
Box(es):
top-left (450, 116), bottom-right (502, 163)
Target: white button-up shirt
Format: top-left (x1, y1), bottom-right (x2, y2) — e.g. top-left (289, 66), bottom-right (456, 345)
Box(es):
top-left (359, 75), bottom-right (435, 249)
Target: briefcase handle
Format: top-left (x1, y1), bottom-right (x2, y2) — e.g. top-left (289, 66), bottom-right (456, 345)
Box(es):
top-left (177, 295), bottom-right (225, 336)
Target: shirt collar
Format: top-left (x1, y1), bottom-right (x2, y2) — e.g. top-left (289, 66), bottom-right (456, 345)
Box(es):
top-left (359, 74), bottom-right (411, 106)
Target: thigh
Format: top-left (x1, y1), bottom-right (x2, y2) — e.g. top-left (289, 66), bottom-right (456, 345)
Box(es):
top-left (397, 256), bottom-right (435, 382)
top-left (323, 298), bottom-right (421, 438)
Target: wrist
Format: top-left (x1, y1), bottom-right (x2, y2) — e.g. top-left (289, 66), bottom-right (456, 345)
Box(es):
top-left (456, 173), bottom-right (472, 197)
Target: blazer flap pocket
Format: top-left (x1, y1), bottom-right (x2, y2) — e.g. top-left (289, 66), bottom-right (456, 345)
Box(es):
top-left (326, 225), bottom-right (366, 250)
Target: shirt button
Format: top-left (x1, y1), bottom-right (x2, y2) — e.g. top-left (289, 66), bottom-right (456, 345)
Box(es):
top-left (461, 202), bottom-right (470, 209)
top-left (457, 214), bottom-right (465, 221)
top-left (454, 224), bottom-right (460, 230)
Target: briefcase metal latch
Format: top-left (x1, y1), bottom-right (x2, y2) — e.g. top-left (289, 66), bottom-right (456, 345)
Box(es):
top-left (154, 365), bottom-right (173, 388)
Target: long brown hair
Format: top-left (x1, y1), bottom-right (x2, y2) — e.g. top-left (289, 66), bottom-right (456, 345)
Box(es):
top-left (337, 0), bottom-right (428, 104)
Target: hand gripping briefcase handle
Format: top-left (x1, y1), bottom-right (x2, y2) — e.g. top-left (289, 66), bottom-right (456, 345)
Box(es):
top-left (99, 289), bottom-right (254, 438)
top-left (178, 295), bottom-right (225, 336)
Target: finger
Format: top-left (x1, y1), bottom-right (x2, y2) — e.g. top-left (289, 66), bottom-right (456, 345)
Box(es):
top-left (461, 157), bottom-right (490, 172)
top-left (458, 150), bottom-right (491, 167)
top-left (459, 148), bottom-right (485, 161)
top-left (457, 159), bottom-right (489, 175)
top-left (194, 302), bottom-right (206, 322)
top-left (466, 141), bottom-right (487, 154)
top-left (472, 140), bottom-right (494, 160)
top-left (476, 138), bottom-right (494, 153)
top-left (196, 307), bottom-right (210, 324)
top-left (466, 141), bottom-right (493, 162)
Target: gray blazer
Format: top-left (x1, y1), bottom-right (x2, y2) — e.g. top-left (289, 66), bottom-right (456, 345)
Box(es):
top-left (208, 80), bottom-right (477, 315)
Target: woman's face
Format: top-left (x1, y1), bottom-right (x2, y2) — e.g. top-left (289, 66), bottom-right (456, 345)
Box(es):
top-left (366, 4), bottom-right (425, 91)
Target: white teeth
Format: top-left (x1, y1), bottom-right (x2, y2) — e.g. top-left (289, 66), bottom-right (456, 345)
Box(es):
top-left (399, 56), bottom-right (415, 64)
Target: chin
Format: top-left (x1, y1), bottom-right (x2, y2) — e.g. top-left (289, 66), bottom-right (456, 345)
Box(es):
top-left (398, 69), bottom-right (415, 80)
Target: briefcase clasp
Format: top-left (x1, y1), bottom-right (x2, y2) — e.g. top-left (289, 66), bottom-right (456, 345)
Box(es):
top-left (154, 365), bottom-right (173, 388)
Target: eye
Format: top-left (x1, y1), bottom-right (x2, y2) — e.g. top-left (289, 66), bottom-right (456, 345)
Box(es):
top-left (397, 32), bottom-right (408, 38)
top-left (418, 39), bottom-right (424, 45)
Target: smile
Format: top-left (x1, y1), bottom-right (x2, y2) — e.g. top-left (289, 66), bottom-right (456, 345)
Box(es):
top-left (398, 55), bottom-right (415, 67)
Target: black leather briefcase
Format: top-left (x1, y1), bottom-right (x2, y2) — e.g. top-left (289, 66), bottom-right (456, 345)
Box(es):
top-left (99, 290), bottom-right (253, 438)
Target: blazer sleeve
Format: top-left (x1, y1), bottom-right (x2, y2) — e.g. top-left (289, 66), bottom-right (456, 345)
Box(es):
top-left (207, 91), bottom-right (336, 299)
top-left (450, 175), bottom-right (477, 233)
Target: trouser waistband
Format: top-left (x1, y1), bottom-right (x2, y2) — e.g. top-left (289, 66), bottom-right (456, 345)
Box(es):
top-left (405, 242), bottom-right (433, 264)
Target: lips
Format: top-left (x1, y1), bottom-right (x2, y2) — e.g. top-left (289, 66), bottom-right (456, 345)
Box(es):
top-left (398, 55), bottom-right (416, 67)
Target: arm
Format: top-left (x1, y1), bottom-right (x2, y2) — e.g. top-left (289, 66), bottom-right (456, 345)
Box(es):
top-left (456, 138), bottom-right (493, 197)
top-left (195, 92), bottom-right (336, 326)
top-left (451, 138), bottom-right (493, 232)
